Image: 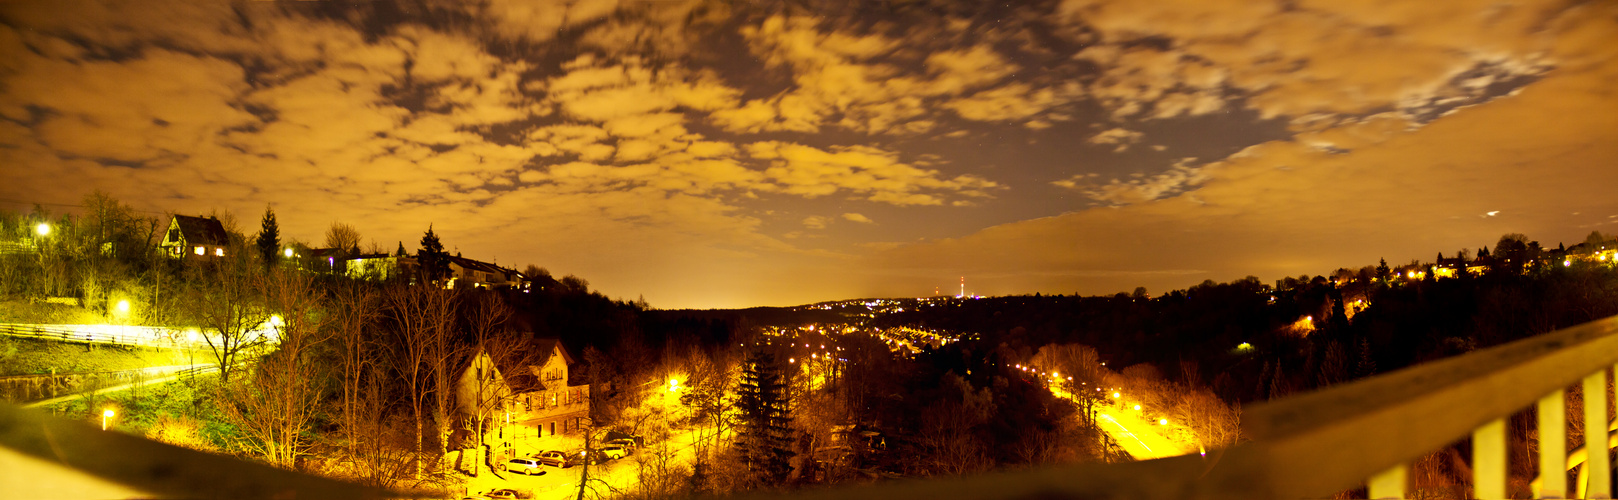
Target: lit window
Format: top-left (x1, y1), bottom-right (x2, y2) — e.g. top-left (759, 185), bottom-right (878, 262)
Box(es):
top-left (194, 246), bottom-right (205, 256)
top-left (214, 248), bottom-right (224, 257)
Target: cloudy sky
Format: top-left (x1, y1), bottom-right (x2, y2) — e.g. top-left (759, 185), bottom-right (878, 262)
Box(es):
top-left (2, 0), bottom-right (1615, 309)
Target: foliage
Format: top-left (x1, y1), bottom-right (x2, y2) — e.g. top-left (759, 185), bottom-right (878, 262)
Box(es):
top-left (733, 349), bottom-right (795, 487)
top-left (255, 206), bottom-right (280, 270)
top-left (417, 225), bottom-right (448, 285)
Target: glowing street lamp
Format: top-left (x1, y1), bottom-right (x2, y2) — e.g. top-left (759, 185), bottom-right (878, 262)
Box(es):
top-left (1159, 418), bottom-right (1168, 425)
top-left (667, 378), bottom-right (680, 393)
top-left (114, 300), bottom-right (130, 317)
top-left (35, 222), bottom-right (51, 236)
top-left (1133, 404), bottom-right (1141, 411)
top-left (1112, 392), bottom-right (1121, 399)
top-left (102, 409), bottom-right (115, 431)
top-left (283, 248), bottom-right (294, 258)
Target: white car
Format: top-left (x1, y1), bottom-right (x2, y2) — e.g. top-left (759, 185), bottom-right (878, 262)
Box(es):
top-left (599, 444), bottom-right (628, 460)
top-left (505, 458), bottom-right (545, 475)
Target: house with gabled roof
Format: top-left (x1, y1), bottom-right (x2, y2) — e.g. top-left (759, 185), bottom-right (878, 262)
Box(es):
top-left (454, 337), bottom-right (589, 461)
top-left (159, 215), bottom-right (229, 259)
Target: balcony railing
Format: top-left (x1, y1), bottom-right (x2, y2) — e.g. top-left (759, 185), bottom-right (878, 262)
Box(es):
top-left (4, 315), bottom-right (1617, 498)
top-left (736, 314), bottom-right (1618, 500)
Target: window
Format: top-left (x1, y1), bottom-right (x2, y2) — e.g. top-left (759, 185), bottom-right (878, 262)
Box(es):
top-left (167, 228), bottom-right (179, 242)
top-left (194, 246), bottom-right (205, 256)
top-left (214, 248), bottom-right (224, 257)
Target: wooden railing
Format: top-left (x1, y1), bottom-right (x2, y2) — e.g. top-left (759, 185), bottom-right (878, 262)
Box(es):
top-left (0, 322), bottom-right (213, 349)
top-left (730, 314), bottom-right (1618, 500)
top-left (4, 316), bottom-right (1617, 498)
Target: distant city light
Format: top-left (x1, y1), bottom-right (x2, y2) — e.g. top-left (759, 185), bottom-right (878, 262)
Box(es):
top-left (1564, 260), bottom-right (1572, 267)
top-left (35, 222), bottom-right (50, 236)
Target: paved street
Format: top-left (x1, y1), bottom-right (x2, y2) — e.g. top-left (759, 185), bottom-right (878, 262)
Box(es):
top-left (1096, 402), bottom-right (1190, 460)
top-left (459, 426), bottom-right (712, 499)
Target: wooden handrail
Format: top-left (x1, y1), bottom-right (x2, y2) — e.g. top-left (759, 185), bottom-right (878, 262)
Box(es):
top-left (717, 315), bottom-right (1618, 500)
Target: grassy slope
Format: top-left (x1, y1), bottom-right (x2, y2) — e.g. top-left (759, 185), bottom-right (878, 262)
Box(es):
top-left (0, 335), bottom-right (213, 376)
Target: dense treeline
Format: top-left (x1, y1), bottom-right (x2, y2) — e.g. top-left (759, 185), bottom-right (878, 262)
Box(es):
top-left (867, 235), bottom-right (1618, 407)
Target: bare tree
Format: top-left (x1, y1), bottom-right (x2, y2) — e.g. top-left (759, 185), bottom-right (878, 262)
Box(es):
top-left (325, 222), bottom-right (361, 252)
top-left (460, 292), bottom-right (527, 477)
top-left (218, 269), bottom-right (332, 468)
top-left (681, 346), bottom-right (738, 455)
top-left (915, 373), bottom-right (992, 476)
top-left (1169, 388), bottom-right (1242, 450)
top-left (187, 248), bottom-right (270, 383)
top-left (330, 281), bottom-right (379, 465)
top-left (1030, 344), bottom-right (1107, 428)
top-left (349, 362), bottom-right (415, 488)
top-left (382, 284), bottom-right (455, 479)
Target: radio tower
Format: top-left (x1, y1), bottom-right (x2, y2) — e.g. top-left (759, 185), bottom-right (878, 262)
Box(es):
top-left (959, 276), bottom-right (965, 298)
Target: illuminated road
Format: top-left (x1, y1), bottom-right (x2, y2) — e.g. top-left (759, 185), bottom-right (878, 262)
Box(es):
top-left (1097, 404), bottom-right (1189, 460)
top-left (462, 425), bottom-right (711, 499)
top-left (21, 364), bottom-right (217, 408)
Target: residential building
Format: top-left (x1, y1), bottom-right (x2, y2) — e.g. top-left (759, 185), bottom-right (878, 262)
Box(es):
top-left (343, 252), bottom-right (525, 289)
top-left (158, 215), bottom-right (229, 259)
top-left (453, 338), bottom-right (589, 458)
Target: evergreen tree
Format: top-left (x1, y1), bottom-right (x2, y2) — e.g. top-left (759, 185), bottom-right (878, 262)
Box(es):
top-left (733, 349), bottom-right (795, 486)
top-left (1375, 258), bottom-right (1390, 282)
top-left (395, 241), bottom-right (407, 257)
top-left (255, 205), bottom-right (280, 269)
top-left (419, 225), bottom-right (448, 285)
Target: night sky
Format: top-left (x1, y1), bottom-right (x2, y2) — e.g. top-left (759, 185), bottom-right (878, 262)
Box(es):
top-left (2, 0), bottom-right (1615, 309)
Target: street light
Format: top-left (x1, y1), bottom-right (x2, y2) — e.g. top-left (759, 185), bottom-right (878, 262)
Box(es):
top-left (102, 409), bottom-right (115, 431)
top-left (114, 300), bottom-right (130, 317)
top-left (35, 222), bottom-right (50, 236)
top-left (283, 248), bottom-right (294, 258)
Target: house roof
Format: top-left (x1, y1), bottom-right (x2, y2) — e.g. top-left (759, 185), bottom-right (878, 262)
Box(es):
top-left (170, 215), bottom-right (228, 247)
top-left (444, 254), bottom-right (517, 277)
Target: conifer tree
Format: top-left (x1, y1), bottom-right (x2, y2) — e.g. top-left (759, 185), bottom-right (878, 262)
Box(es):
top-left (418, 225), bottom-right (448, 285)
top-left (733, 349), bottom-right (795, 486)
top-left (255, 206), bottom-right (280, 270)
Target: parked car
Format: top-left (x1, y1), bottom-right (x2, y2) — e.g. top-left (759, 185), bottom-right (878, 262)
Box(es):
top-left (599, 444), bottom-right (628, 460)
top-left (505, 458), bottom-right (545, 476)
top-left (531, 450), bottom-right (568, 467)
top-left (563, 449), bottom-right (591, 467)
top-left (483, 489), bottom-right (522, 500)
top-left (604, 438), bottom-right (638, 453)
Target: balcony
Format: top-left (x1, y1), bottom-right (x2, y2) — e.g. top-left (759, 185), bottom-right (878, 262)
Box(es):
top-left (4, 315), bottom-right (1617, 498)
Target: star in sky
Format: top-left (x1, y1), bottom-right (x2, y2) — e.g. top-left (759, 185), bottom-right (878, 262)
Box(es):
top-left (2, 0), bottom-right (1615, 308)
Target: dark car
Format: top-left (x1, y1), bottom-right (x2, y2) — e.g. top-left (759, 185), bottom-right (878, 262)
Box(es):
top-left (483, 489), bottom-right (523, 500)
top-left (532, 450), bottom-right (568, 467)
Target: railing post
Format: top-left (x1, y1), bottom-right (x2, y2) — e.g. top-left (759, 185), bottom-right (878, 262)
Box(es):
top-left (1476, 418), bottom-right (1508, 499)
top-left (1369, 463), bottom-right (1408, 499)
top-left (1541, 389), bottom-right (1568, 498)
top-left (1585, 370), bottom-right (1610, 499)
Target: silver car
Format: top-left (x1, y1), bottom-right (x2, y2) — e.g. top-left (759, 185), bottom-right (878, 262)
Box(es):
top-left (505, 457), bottom-right (545, 475)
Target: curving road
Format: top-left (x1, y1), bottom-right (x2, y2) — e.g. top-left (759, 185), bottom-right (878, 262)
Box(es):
top-left (1096, 404), bottom-right (1190, 460)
